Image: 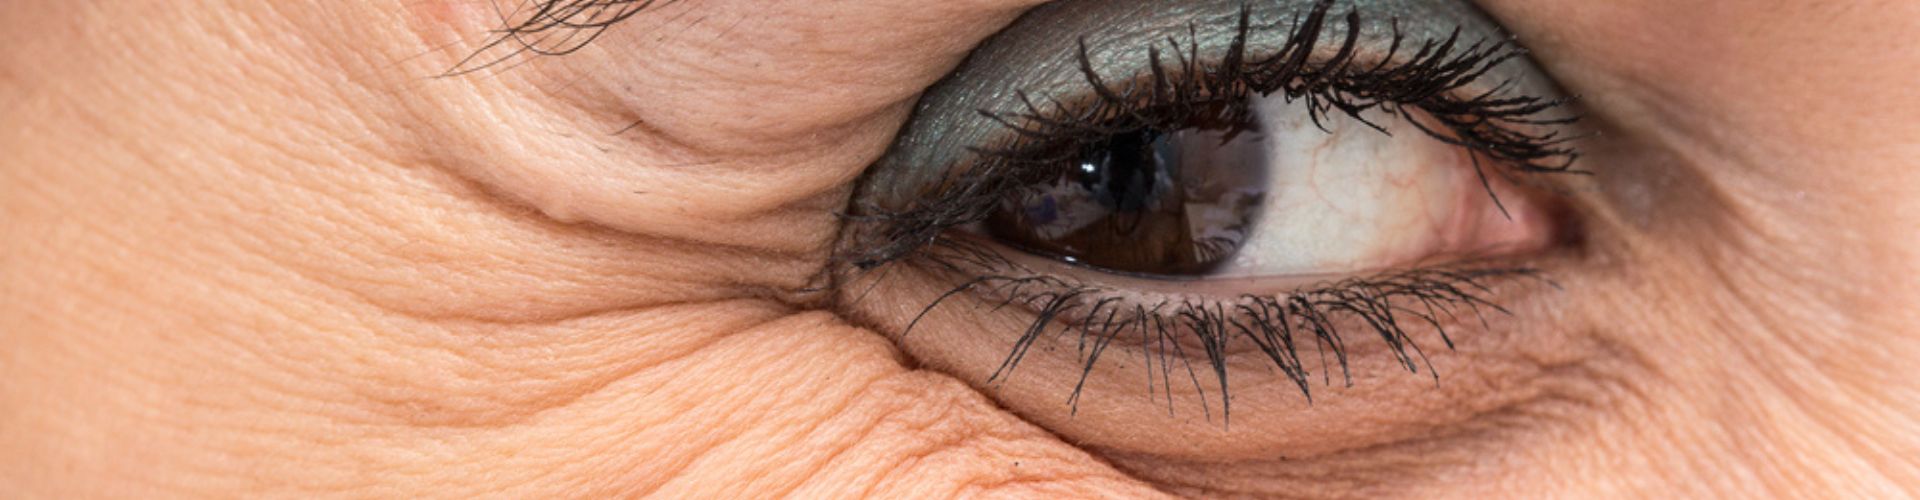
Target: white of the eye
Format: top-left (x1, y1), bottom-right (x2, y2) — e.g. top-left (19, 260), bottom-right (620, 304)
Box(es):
top-left (1217, 94), bottom-right (1490, 276)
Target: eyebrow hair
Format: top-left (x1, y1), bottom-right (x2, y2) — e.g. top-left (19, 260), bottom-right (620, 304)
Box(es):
top-left (447, 0), bottom-right (677, 75)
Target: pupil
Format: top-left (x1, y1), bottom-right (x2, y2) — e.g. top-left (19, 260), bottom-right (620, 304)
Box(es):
top-left (989, 121), bottom-right (1267, 277)
top-left (1080, 128), bottom-right (1176, 212)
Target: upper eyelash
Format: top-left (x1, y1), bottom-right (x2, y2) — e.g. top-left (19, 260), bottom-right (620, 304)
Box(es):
top-left (975, 3), bottom-right (1581, 175)
top-left (448, 0), bottom-right (677, 76)
top-left (838, 1), bottom-right (1583, 272)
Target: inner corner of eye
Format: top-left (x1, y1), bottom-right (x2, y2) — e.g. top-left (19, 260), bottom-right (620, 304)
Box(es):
top-left (971, 92), bottom-right (1557, 282)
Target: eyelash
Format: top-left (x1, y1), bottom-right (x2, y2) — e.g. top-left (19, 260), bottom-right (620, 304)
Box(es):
top-left (897, 238), bottom-right (1552, 420)
top-left (839, 1), bottom-right (1582, 417)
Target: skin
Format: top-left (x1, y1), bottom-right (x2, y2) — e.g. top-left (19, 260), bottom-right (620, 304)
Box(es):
top-left (2, 0), bottom-right (1916, 497)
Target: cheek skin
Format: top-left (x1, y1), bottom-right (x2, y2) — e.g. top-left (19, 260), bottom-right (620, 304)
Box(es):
top-left (1472, 0), bottom-right (1920, 495)
top-left (0, 1), bottom-right (1167, 497)
top-left (634, 315), bottom-right (1161, 498)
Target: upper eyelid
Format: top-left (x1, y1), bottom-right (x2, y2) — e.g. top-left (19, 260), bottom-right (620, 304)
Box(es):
top-left (858, 0), bottom-right (1565, 206)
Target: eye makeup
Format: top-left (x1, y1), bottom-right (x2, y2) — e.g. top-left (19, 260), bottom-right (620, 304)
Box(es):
top-left (845, 0), bottom-right (1576, 267)
top-left (836, 0), bottom-right (1585, 418)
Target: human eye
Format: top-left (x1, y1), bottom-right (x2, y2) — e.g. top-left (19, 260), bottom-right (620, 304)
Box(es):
top-left (834, 0), bottom-right (1588, 464)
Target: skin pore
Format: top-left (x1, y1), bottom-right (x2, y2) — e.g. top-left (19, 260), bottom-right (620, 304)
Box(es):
top-left (2, 0), bottom-right (1917, 497)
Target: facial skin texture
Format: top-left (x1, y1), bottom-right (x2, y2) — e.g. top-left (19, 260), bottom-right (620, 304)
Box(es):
top-left (1, 0), bottom-right (1917, 498)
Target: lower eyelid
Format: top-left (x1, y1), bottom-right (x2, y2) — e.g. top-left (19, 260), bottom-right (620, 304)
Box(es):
top-left (904, 237), bottom-right (1545, 361)
top-left (836, 226), bottom-right (1595, 459)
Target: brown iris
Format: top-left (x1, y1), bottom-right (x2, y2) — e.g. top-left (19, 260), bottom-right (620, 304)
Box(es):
top-left (985, 124), bottom-right (1270, 276)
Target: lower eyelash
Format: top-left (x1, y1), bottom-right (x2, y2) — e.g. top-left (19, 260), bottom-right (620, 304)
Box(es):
top-left (891, 236), bottom-right (1550, 420)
